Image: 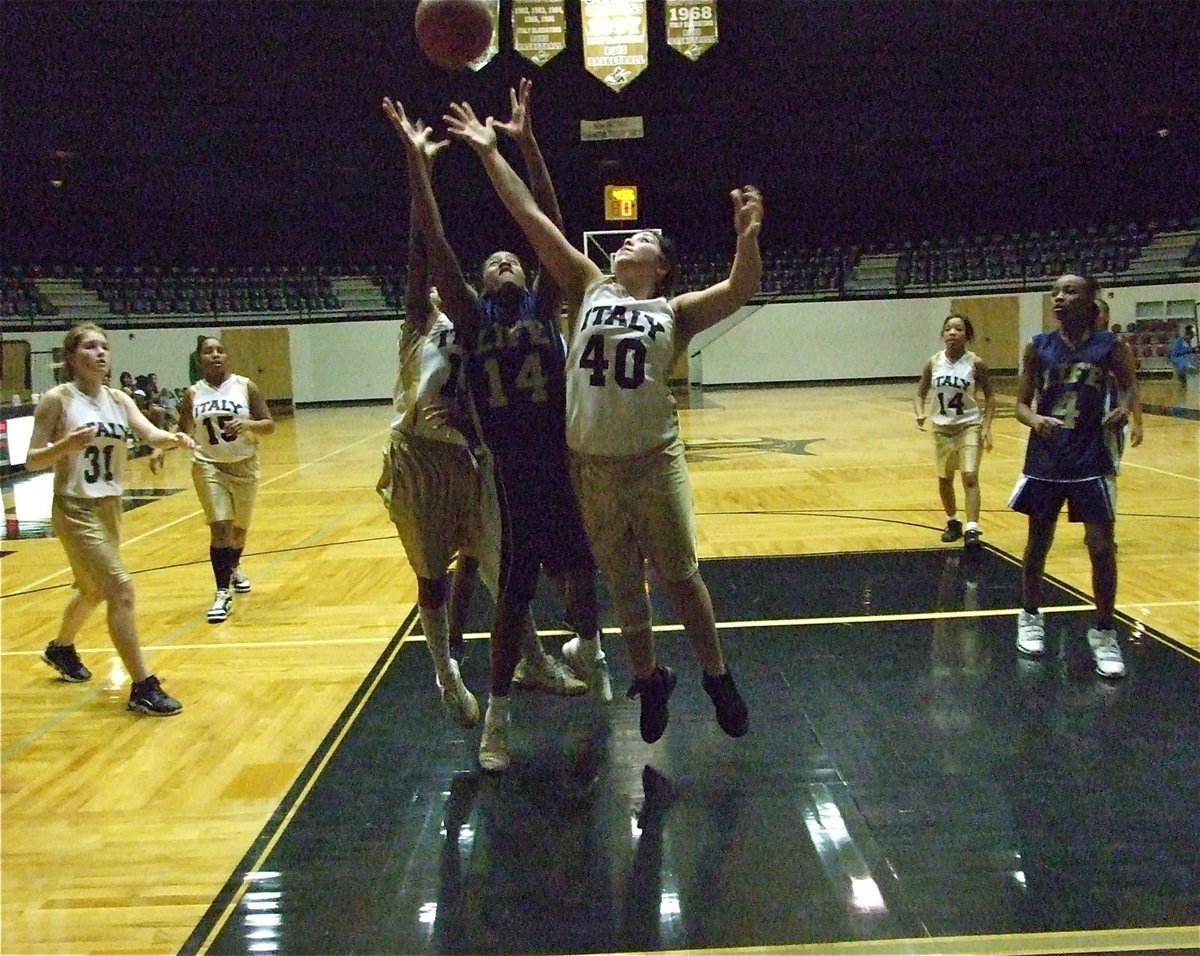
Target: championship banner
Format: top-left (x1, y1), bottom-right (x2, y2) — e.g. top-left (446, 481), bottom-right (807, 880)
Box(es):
top-left (468, 0), bottom-right (500, 71)
top-left (581, 0), bottom-right (648, 92)
top-left (512, 0), bottom-right (566, 66)
top-left (664, 0), bottom-right (718, 61)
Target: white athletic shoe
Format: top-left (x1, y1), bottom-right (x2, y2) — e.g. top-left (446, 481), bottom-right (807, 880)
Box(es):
top-left (562, 635), bottom-right (613, 703)
top-left (207, 588), bottom-right (233, 624)
top-left (231, 567), bottom-right (252, 593)
top-left (438, 659), bottom-right (480, 728)
top-left (478, 704), bottom-right (510, 773)
top-left (512, 653), bottom-right (587, 696)
top-left (1016, 610), bottom-right (1045, 656)
top-left (1086, 627), bottom-right (1127, 678)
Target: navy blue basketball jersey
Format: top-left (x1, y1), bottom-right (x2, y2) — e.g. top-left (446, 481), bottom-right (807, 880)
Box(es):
top-left (1022, 329), bottom-right (1120, 480)
top-left (466, 288), bottom-right (567, 459)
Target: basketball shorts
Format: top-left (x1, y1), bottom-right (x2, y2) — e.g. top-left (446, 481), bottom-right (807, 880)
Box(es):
top-left (493, 446), bottom-right (594, 604)
top-left (193, 455), bottom-right (259, 528)
top-left (570, 437), bottom-right (699, 602)
top-left (52, 494), bottom-right (129, 598)
top-left (1008, 474), bottom-right (1117, 524)
top-left (377, 432), bottom-right (489, 582)
top-left (933, 421), bottom-right (981, 478)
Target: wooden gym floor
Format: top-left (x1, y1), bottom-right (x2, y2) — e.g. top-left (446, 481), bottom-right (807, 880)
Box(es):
top-left (2, 380), bottom-right (1197, 956)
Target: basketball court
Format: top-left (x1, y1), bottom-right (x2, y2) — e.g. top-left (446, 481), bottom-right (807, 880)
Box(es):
top-left (3, 381), bottom-right (1197, 955)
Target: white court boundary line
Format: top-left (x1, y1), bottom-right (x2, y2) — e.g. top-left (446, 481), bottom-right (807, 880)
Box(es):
top-left (3, 425), bottom-right (392, 594)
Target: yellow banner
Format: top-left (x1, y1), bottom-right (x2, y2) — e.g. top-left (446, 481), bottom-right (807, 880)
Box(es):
top-left (581, 0), bottom-right (648, 92)
top-left (512, 0), bottom-right (566, 66)
top-left (664, 0), bottom-right (718, 61)
top-left (468, 0), bottom-right (500, 71)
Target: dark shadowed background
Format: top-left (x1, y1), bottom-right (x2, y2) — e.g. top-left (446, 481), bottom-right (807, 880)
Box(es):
top-left (2, 0), bottom-right (1197, 270)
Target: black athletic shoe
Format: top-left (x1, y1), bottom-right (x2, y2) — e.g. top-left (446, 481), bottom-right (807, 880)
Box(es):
top-left (702, 669), bottom-right (750, 737)
top-left (941, 519), bottom-right (963, 542)
top-left (127, 675), bottom-right (182, 716)
top-left (964, 528), bottom-right (982, 550)
top-left (627, 666), bottom-right (676, 743)
top-left (41, 642), bottom-right (92, 683)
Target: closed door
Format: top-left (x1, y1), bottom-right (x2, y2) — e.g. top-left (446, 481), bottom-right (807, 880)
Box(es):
top-left (951, 295), bottom-right (1020, 372)
top-left (222, 327), bottom-right (293, 413)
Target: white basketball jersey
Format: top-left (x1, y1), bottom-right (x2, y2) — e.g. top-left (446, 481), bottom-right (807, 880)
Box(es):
top-left (566, 283), bottom-right (679, 457)
top-left (929, 350), bottom-right (981, 427)
top-left (191, 374), bottom-right (257, 463)
top-left (390, 313), bottom-right (468, 446)
top-left (55, 383), bottom-right (129, 498)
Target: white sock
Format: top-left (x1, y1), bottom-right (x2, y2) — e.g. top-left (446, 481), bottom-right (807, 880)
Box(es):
top-left (519, 617), bottom-right (545, 661)
top-left (948, 514), bottom-right (960, 523)
top-left (966, 521), bottom-right (980, 532)
top-left (486, 694), bottom-right (509, 724)
top-left (420, 605), bottom-right (452, 684)
top-left (576, 631), bottom-right (604, 659)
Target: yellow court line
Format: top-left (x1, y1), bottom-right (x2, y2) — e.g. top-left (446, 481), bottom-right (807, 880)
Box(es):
top-left (7, 602), bottom-right (1197, 659)
top-left (622, 923), bottom-right (1200, 955)
top-left (991, 427), bottom-right (1199, 483)
top-left (195, 614), bottom-right (416, 955)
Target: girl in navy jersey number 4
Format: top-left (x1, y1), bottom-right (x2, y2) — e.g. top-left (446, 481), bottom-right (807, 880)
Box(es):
top-left (1009, 274), bottom-right (1140, 678)
top-left (27, 323), bottom-right (195, 715)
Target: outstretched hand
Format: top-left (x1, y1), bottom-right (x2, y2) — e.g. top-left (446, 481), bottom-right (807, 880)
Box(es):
top-left (493, 77), bottom-right (534, 144)
top-left (444, 101), bottom-right (497, 154)
top-left (731, 186), bottom-right (764, 241)
top-left (382, 96), bottom-right (448, 168)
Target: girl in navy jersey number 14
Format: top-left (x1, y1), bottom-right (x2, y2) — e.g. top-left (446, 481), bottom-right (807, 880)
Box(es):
top-left (447, 99), bottom-right (762, 745)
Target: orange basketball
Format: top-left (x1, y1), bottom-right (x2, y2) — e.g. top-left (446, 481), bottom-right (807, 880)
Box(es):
top-left (414, 0), bottom-right (494, 70)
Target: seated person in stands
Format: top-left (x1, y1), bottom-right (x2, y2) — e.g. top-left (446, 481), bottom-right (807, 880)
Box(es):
top-left (148, 372), bottom-right (180, 429)
top-left (132, 374), bottom-right (159, 425)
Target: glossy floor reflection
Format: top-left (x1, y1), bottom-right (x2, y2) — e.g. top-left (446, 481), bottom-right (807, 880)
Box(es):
top-left (187, 549), bottom-right (1200, 955)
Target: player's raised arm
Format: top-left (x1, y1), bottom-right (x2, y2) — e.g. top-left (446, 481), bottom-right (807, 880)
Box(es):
top-left (382, 96), bottom-right (480, 337)
top-left (445, 100), bottom-right (602, 305)
top-left (670, 186), bottom-right (763, 345)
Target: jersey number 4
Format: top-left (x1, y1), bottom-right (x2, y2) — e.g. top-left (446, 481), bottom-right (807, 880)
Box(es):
top-left (578, 334), bottom-right (647, 389)
top-left (936, 391), bottom-right (966, 417)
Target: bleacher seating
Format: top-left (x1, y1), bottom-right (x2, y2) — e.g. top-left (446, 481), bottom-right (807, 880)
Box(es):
top-left (4, 218), bottom-right (1197, 321)
top-left (1, 268), bottom-right (57, 318)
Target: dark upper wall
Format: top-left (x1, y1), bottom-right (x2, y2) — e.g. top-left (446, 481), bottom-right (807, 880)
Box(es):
top-left (2, 0), bottom-right (1197, 267)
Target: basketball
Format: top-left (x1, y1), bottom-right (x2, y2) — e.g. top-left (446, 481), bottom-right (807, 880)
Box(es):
top-left (414, 0), bottom-right (494, 71)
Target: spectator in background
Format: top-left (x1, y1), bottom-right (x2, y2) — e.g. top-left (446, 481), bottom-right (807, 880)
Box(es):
top-left (1170, 325), bottom-right (1196, 389)
top-left (189, 335), bottom-right (207, 385)
top-left (148, 373), bottom-right (180, 430)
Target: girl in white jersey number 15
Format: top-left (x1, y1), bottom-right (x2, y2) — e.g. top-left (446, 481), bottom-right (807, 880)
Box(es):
top-left (27, 322), bottom-right (195, 716)
top-left (915, 314), bottom-right (996, 550)
top-left (178, 336), bottom-right (275, 624)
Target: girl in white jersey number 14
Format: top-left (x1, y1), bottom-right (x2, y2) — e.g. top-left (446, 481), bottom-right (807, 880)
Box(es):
top-left (914, 314), bottom-right (996, 551)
